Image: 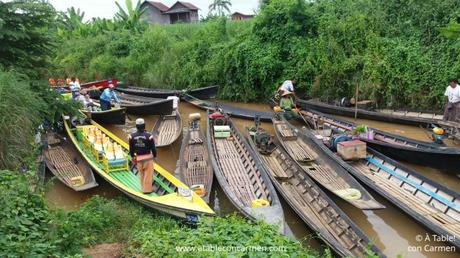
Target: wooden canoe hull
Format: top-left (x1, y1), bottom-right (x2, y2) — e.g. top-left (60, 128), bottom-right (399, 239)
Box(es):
top-left (306, 127), bottom-right (460, 248)
top-left (176, 122), bottom-right (214, 203)
top-left (297, 99), bottom-right (438, 127)
top-left (206, 111), bottom-right (285, 232)
top-left (273, 116), bottom-right (384, 209)
top-left (299, 109), bottom-right (460, 172)
top-left (183, 94), bottom-right (273, 121)
top-left (63, 115), bottom-right (215, 219)
top-left (82, 108), bottom-right (126, 125)
top-left (116, 85), bottom-right (219, 99)
top-left (118, 93), bottom-right (174, 115)
top-left (151, 112), bottom-right (183, 148)
top-left (245, 127), bottom-right (384, 257)
top-left (43, 132), bottom-right (98, 191)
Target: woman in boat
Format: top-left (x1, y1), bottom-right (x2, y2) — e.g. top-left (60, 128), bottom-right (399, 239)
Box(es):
top-left (279, 92), bottom-right (299, 120)
top-left (443, 78), bottom-right (460, 122)
top-left (129, 118), bottom-right (157, 193)
top-left (99, 84), bottom-right (120, 111)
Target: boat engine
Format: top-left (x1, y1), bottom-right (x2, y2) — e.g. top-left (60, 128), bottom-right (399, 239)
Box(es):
top-left (329, 134), bottom-right (352, 151)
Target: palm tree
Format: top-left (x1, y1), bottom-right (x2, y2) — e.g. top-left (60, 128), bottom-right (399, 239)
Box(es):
top-left (209, 0), bottom-right (232, 16)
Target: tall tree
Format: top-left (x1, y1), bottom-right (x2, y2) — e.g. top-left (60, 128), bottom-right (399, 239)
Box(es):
top-left (208, 0), bottom-right (232, 16)
top-left (0, 0), bottom-right (56, 78)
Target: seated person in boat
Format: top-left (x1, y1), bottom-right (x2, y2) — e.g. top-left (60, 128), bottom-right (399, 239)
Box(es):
top-left (277, 79), bottom-right (297, 97)
top-left (74, 90), bottom-right (86, 107)
top-left (82, 90), bottom-right (96, 111)
top-left (99, 84), bottom-right (120, 111)
top-left (68, 77), bottom-right (81, 99)
top-left (443, 78), bottom-right (460, 122)
top-left (129, 118), bottom-right (157, 194)
top-left (279, 92), bottom-right (299, 120)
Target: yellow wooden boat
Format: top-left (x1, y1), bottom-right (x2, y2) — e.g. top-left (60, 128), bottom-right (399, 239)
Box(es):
top-left (63, 116), bottom-right (214, 221)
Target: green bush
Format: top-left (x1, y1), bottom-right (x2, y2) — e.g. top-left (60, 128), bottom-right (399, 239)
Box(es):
top-left (53, 0), bottom-right (460, 109)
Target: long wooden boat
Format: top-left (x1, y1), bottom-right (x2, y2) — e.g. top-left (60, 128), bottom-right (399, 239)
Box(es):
top-left (245, 126), bottom-right (383, 257)
top-left (117, 92), bottom-right (173, 115)
top-left (151, 111), bottom-right (182, 147)
top-left (300, 125), bottom-right (460, 248)
top-left (82, 107), bottom-right (126, 125)
top-left (272, 115), bottom-right (383, 209)
top-left (176, 117), bottom-right (213, 203)
top-left (300, 109), bottom-right (460, 172)
top-left (297, 99), bottom-right (460, 132)
top-left (206, 111), bottom-right (285, 231)
top-left (183, 94), bottom-right (273, 121)
top-left (116, 85), bottom-right (219, 99)
top-left (63, 116), bottom-right (214, 220)
top-left (44, 132), bottom-right (98, 191)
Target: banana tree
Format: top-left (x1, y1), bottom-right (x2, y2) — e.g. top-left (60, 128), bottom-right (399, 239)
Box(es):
top-left (114, 0), bottom-right (146, 32)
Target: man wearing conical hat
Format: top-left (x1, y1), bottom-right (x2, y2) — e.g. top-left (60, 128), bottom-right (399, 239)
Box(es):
top-left (129, 118), bottom-right (157, 193)
top-left (279, 91), bottom-right (299, 120)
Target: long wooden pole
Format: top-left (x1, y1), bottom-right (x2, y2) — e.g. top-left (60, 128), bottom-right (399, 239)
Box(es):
top-left (354, 83), bottom-right (359, 121)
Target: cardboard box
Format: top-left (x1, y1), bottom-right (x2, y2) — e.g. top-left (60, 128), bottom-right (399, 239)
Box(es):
top-left (214, 125), bottom-right (230, 138)
top-left (337, 140), bottom-right (366, 160)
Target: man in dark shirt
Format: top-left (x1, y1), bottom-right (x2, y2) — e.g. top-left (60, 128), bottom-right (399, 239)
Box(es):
top-left (129, 118), bottom-right (157, 193)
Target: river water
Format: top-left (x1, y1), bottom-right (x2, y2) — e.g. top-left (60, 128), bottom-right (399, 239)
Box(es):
top-left (45, 101), bottom-right (460, 257)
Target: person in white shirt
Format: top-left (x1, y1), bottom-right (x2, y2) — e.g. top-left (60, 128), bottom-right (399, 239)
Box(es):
top-left (443, 79), bottom-right (460, 121)
top-left (69, 77), bottom-right (81, 99)
top-left (277, 79), bottom-right (297, 96)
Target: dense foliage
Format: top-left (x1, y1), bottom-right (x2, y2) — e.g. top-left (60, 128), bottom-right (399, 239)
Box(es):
top-left (0, 171), bottom-right (316, 257)
top-left (53, 0), bottom-right (460, 109)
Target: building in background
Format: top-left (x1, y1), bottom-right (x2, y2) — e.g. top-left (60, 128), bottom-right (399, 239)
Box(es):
top-left (230, 12), bottom-right (255, 21)
top-left (141, 1), bottom-right (199, 24)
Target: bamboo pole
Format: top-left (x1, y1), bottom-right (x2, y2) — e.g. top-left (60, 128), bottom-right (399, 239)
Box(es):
top-left (354, 83), bottom-right (359, 121)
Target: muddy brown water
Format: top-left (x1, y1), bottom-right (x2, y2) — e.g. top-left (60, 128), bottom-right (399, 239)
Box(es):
top-left (45, 101), bottom-right (460, 257)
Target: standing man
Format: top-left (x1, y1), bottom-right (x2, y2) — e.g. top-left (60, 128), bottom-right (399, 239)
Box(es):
top-left (99, 84), bottom-right (120, 111)
top-left (277, 79), bottom-right (297, 96)
top-left (69, 77), bottom-right (81, 99)
top-left (443, 79), bottom-right (460, 122)
top-left (129, 118), bottom-right (157, 194)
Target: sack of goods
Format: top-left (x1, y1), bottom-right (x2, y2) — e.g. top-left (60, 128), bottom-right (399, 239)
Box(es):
top-left (214, 125), bottom-right (230, 138)
top-left (188, 113), bottom-right (201, 121)
top-left (337, 140), bottom-right (366, 160)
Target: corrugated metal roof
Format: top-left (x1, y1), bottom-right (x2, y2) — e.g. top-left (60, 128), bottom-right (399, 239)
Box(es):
top-left (145, 1), bottom-right (169, 12)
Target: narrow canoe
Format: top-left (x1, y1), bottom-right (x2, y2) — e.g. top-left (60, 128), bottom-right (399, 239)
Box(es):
top-left (206, 111), bottom-right (285, 231)
top-left (300, 109), bottom-right (460, 172)
top-left (302, 126), bottom-right (460, 248)
top-left (43, 132), bottom-right (98, 191)
top-left (116, 85), bottom-right (219, 99)
top-left (183, 94), bottom-right (273, 121)
top-left (117, 92), bottom-right (173, 115)
top-left (63, 116), bottom-right (214, 220)
top-left (151, 111), bottom-right (183, 148)
top-left (297, 99), bottom-right (460, 135)
top-left (272, 115), bottom-right (384, 210)
top-left (176, 118), bottom-right (213, 203)
top-left (245, 126), bottom-right (384, 257)
top-left (82, 107), bottom-right (126, 125)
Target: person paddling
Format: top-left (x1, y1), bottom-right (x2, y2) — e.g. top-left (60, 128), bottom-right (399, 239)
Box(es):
top-left (129, 118), bottom-right (157, 194)
top-left (99, 84), bottom-right (120, 111)
top-left (279, 92), bottom-right (299, 120)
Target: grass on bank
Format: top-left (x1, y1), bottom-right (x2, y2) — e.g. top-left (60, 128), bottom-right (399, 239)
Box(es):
top-left (0, 170), bottom-right (321, 257)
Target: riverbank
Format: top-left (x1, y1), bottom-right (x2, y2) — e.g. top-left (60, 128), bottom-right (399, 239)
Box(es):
top-left (0, 171), bottom-right (319, 257)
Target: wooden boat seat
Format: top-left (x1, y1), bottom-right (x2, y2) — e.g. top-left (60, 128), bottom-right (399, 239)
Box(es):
top-left (45, 146), bottom-right (86, 186)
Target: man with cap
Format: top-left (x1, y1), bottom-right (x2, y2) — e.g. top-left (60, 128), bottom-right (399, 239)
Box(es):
top-left (99, 84), bottom-right (120, 111)
top-left (129, 118), bottom-right (157, 193)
